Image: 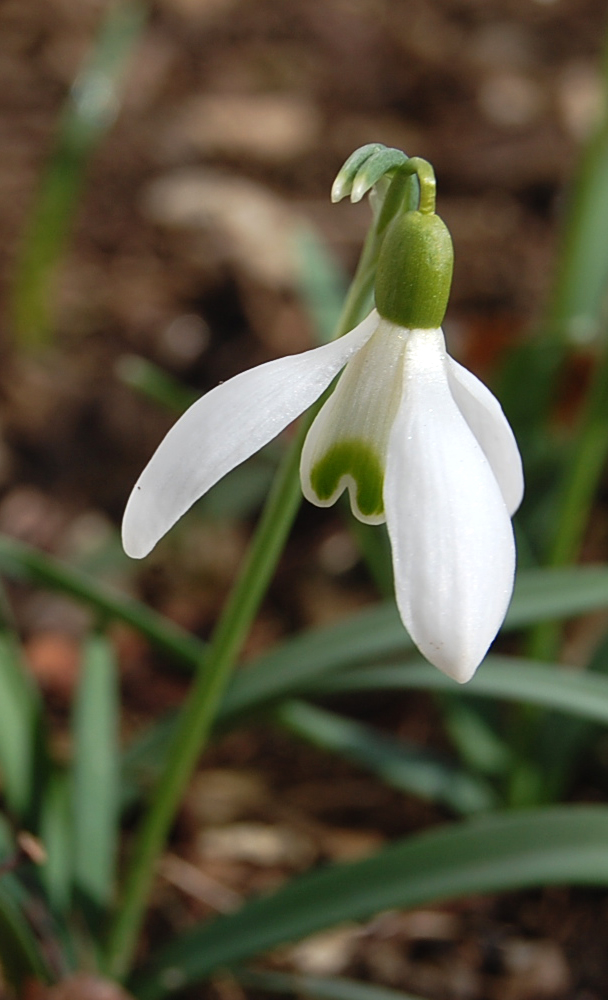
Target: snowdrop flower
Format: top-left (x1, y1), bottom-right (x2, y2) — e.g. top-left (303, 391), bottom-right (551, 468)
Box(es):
top-left (122, 178), bottom-right (523, 684)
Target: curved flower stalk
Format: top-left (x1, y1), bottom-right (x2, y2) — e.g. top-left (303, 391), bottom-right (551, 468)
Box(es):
top-left (122, 154), bottom-right (523, 683)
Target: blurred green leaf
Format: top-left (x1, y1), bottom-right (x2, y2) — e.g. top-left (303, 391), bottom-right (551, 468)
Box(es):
top-left (121, 564), bottom-right (608, 801)
top-left (130, 805), bottom-right (608, 999)
top-left (498, 37), bottom-right (608, 477)
top-left (40, 769), bottom-right (73, 914)
top-left (219, 564), bottom-right (608, 724)
top-left (0, 874), bottom-right (51, 988)
top-left (220, 602), bottom-right (413, 722)
top-left (73, 635), bottom-right (119, 915)
top-left (346, 517), bottom-right (394, 599)
top-left (116, 355), bottom-right (199, 414)
top-left (123, 654), bottom-right (608, 819)
top-left (295, 227), bottom-right (348, 345)
top-left (10, 529), bottom-right (608, 810)
top-left (547, 42), bottom-right (608, 346)
top-left (509, 564), bottom-right (608, 624)
top-left (0, 631), bottom-right (41, 819)
top-left (315, 656), bottom-right (608, 726)
top-left (497, 336), bottom-right (564, 439)
top-left (0, 535), bottom-right (205, 668)
top-left (5, 535), bottom-right (608, 695)
top-left (235, 969), bottom-right (427, 1000)
top-left (276, 699), bottom-right (497, 814)
top-left (198, 453), bottom-right (278, 520)
top-left (438, 697), bottom-right (512, 777)
top-left (513, 623), bottom-right (608, 804)
top-left (121, 713), bottom-right (176, 806)
top-left (12, 0), bottom-right (148, 347)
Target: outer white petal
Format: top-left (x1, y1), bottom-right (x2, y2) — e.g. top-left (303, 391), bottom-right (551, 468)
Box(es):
top-left (446, 356), bottom-right (524, 516)
top-left (384, 329), bottom-right (516, 683)
top-left (122, 312), bottom-right (378, 558)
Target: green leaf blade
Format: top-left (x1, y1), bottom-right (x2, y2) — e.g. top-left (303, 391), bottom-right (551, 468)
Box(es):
top-left (277, 699), bottom-right (497, 815)
top-left (0, 633), bottom-right (40, 818)
top-left (0, 535), bottom-right (204, 668)
top-left (222, 564), bottom-right (608, 724)
top-left (73, 634), bottom-right (119, 913)
top-left (40, 769), bottom-right (73, 914)
top-left (235, 970), bottom-right (427, 1000)
top-left (0, 873), bottom-right (51, 988)
top-left (316, 657), bottom-right (608, 728)
top-left (130, 806), bottom-right (608, 999)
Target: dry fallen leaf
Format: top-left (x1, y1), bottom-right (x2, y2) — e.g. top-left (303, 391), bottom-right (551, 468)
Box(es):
top-left (165, 93), bottom-right (320, 162)
top-left (196, 822), bottom-right (317, 869)
top-left (142, 169), bottom-right (300, 287)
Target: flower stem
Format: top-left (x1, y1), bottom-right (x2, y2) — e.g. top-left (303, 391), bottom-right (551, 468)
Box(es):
top-left (105, 223), bottom-right (376, 981)
top-left (105, 419), bottom-right (307, 979)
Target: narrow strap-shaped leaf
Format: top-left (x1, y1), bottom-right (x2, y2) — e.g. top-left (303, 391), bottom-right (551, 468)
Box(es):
top-left (0, 535), bottom-right (204, 667)
top-left (122, 599), bottom-right (413, 799)
top-left (241, 652), bottom-right (608, 829)
top-left (235, 969), bottom-right (427, 1000)
top-left (547, 76), bottom-right (608, 344)
top-left (0, 631), bottom-right (40, 818)
top-left (121, 573), bottom-right (608, 804)
top-left (220, 603), bottom-right (411, 721)
top-left (0, 873), bottom-right (51, 987)
top-left (220, 564), bottom-right (608, 722)
top-left (40, 769), bottom-right (73, 914)
top-left (130, 805), bottom-right (608, 999)
top-left (116, 355), bottom-right (199, 413)
top-left (438, 697), bottom-right (512, 777)
top-left (73, 634), bottom-right (119, 915)
top-left (276, 699), bottom-right (496, 814)
top-left (12, 0), bottom-right (148, 347)
top-left (3, 536), bottom-right (608, 687)
top-left (314, 656), bottom-right (608, 725)
top-left (295, 227), bottom-right (347, 345)
top-left (510, 564), bottom-right (608, 625)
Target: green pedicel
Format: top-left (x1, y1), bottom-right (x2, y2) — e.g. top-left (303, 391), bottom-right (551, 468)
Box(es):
top-left (310, 440), bottom-right (384, 518)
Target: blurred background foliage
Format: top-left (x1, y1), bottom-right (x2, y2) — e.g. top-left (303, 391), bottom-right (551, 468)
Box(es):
top-left (5, 0), bottom-right (608, 998)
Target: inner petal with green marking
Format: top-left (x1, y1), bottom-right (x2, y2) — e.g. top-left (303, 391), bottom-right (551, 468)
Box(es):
top-left (310, 439), bottom-right (385, 519)
top-left (300, 318), bottom-right (408, 524)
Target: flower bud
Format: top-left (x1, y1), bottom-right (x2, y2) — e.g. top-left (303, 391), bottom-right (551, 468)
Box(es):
top-left (374, 210), bottom-right (454, 329)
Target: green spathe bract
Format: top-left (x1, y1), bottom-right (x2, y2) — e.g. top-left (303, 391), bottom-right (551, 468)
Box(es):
top-left (310, 439), bottom-right (385, 519)
top-left (375, 210), bottom-right (454, 329)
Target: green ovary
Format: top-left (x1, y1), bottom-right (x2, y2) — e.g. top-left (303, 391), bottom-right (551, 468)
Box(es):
top-left (310, 440), bottom-right (385, 518)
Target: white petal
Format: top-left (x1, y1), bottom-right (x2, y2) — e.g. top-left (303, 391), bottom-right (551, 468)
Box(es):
top-left (447, 356), bottom-right (524, 516)
top-left (300, 318), bottom-right (406, 524)
top-left (384, 329), bottom-right (516, 683)
top-left (122, 312), bottom-right (378, 558)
